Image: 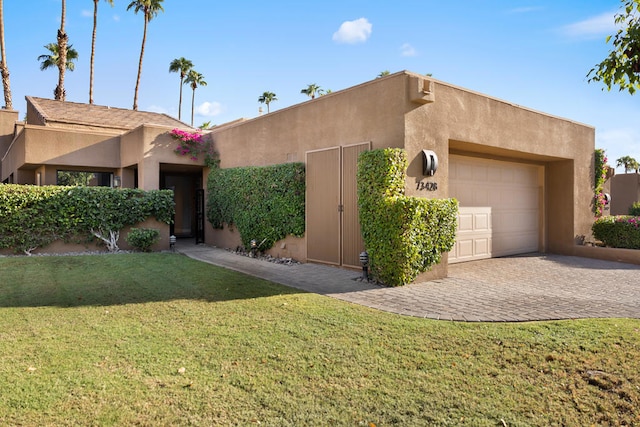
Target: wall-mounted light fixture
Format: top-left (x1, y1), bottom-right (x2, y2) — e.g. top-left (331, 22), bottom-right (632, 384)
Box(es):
top-left (113, 175), bottom-right (121, 188)
top-left (422, 149), bottom-right (438, 176)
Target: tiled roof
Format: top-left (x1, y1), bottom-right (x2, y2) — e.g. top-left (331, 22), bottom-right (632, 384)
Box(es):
top-left (27, 96), bottom-right (192, 131)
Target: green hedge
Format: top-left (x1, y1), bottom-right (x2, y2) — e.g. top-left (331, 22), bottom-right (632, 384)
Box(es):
top-left (357, 148), bottom-right (458, 286)
top-left (206, 162), bottom-right (305, 251)
top-left (629, 202), bottom-right (640, 216)
top-left (592, 215), bottom-right (640, 249)
top-left (0, 185), bottom-right (174, 253)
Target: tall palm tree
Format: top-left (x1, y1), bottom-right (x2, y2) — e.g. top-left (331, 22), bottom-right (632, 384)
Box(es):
top-left (184, 69), bottom-right (206, 126)
top-left (55, 0), bottom-right (68, 101)
top-left (377, 70), bottom-right (390, 78)
top-left (258, 91), bottom-right (277, 113)
top-left (127, 0), bottom-right (164, 110)
top-left (301, 83), bottom-right (323, 99)
top-left (38, 43), bottom-right (78, 71)
top-left (0, 0), bottom-right (12, 109)
top-left (89, 0), bottom-right (114, 104)
top-left (169, 57), bottom-right (193, 121)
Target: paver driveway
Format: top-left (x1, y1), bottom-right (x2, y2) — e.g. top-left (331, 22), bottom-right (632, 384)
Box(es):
top-left (178, 244), bottom-right (640, 322)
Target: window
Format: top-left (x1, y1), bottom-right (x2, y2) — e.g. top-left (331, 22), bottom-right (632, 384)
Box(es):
top-left (57, 170), bottom-right (113, 187)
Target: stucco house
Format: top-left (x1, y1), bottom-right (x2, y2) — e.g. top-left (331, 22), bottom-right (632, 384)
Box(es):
top-left (0, 71), bottom-right (597, 280)
top-left (206, 71), bottom-right (595, 280)
top-left (0, 96), bottom-right (209, 240)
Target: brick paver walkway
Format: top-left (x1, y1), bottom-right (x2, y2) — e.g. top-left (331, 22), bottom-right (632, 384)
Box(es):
top-left (177, 243), bottom-right (640, 322)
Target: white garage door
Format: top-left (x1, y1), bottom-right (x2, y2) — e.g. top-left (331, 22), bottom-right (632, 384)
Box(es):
top-left (449, 155), bottom-right (541, 263)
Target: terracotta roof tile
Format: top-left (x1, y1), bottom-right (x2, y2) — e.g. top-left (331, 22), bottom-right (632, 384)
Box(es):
top-left (27, 96), bottom-right (192, 131)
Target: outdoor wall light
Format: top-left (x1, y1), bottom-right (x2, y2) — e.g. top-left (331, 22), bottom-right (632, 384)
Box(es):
top-left (604, 193), bottom-right (611, 205)
top-left (113, 175), bottom-right (121, 188)
top-left (359, 251), bottom-right (369, 281)
top-left (422, 150), bottom-right (438, 176)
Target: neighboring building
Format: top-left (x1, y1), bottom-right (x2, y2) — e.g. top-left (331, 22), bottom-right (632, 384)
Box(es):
top-left (0, 71), bottom-right (596, 281)
top-left (0, 97), bottom-right (208, 239)
top-left (206, 71), bottom-right (595, 280)
top-left (610, 172), bottom-right (640, 216)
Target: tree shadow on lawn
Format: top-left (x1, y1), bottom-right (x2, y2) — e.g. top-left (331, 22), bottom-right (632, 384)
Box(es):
top-left (0, 253), bottom-right (304, 308)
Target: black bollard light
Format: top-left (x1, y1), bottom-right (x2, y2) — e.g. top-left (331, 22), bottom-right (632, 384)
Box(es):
top-left (359, 251), bottom-right (369, 281)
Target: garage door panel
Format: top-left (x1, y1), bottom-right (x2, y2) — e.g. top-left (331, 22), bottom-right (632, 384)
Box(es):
top-left (450, 155), bottom-right (541, 262)
top-left (449, 207), bottom-right (492, 263)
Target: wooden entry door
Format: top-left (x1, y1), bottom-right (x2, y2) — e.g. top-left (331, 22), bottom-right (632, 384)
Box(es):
top-left (306, 143), bottom-right (370, 268)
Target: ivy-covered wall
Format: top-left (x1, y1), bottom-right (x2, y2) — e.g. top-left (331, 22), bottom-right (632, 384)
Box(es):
top-left (357, 148), bottom-right (458, 286)
top-left (206, 162), bottom-right (305, 251)
top-left (0, 185), bottom-right (174, 253)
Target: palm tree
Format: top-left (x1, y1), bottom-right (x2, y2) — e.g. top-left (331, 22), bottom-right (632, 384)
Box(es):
top-left (301, 83), bottom-right (323, 99)
top-left (38, 43), bottom-right (78, 71)
top-left (89, 0), bottom-right (114, 104)
top-left (55, 0), bottom-right (68, 101)
top-left (377, 70), bottom-right (390, 78)
top-left (258, 91), bottom-right (277, 113)
top-left (184, 69), bottom-right (206, 126)
top-left (616, 155), bottom-right (640, 173)
top-left (199, 120), bottom-right (214, 130)
top-left (127, 0), bottom-right (164, 110)
top-left (0, 0), bottom-right (12, 109)
top-left (169, 57), bottom-right (193, 121)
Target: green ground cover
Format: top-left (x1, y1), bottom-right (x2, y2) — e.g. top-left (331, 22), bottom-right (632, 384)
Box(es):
top-left (0, 253), bottom-right (639, 426)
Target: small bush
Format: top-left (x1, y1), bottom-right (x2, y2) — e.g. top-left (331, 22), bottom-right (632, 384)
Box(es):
top-left (592, 216), bottom-right (640, 249)
top-left (126, 228), bottom-right (161, 252)
top-left (629, 202), bottom-right (640, 216)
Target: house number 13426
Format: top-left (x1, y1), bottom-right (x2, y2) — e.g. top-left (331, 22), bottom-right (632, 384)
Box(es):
top-left (416, 181), bottom-right (438, 191)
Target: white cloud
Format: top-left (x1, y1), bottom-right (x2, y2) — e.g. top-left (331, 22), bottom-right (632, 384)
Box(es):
top-left (196, 101), bottom-right (223, 117)
top-left (507, 6), bottom-right (543, 14)
top-left (561, 12), bottom-right (617, 39)
top-left (81, 9), bottom-right (92, 18)
top-left (113, 14), bottom-right (121, 22)
top-left (332, 18), bottom-right (372, 44)
top-left (401, 43), bottom-right (417, 57)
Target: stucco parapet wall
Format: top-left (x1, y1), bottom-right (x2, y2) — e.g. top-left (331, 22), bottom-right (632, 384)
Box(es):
top-left (209, 71), bottom-right (419, 134)
top-left (419, 72), bottom-right (594, 130)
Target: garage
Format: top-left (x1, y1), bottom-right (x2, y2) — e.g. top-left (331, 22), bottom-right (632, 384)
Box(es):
top-left (448, 155), bottom-right (542, 263)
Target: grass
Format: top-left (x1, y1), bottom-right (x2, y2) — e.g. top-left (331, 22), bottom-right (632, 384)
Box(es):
top-left (0, 253), bottom-right (639, 426)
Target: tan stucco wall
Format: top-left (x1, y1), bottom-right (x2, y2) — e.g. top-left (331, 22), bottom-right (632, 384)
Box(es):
top-left (610, 173), bottom-right (640, 216)
top-left (0, 109), bottom-right (19, 179)
top-left (210, 75), bottom-right (408, 168)
top-left (205, 71), bottom-right (595, 280)
top-left (402, 75), bottom-right (595, 255)
top-left (121, 124), bottom-right (206, 190)
top-left (2, 125), bottom-right (122, 184)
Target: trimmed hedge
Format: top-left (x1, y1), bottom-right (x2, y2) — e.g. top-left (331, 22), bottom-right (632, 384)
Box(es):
top-left (0, 185), bottom-right (174, 253)
top-left (207, 162), bottom-right (305, 251)
top-left (357, 148), bottom-right (458, 286)
top-left (592, 215), bottom-right (640, 249)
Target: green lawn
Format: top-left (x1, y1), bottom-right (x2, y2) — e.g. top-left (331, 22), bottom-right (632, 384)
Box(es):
top-left (0, 253), bottom-right (639, 426)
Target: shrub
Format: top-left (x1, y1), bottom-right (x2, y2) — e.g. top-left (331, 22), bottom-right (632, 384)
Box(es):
top-left (357, 148), bottom-right (458, 286)
top-left (592, 215), bottom-right (640, 249)
top-left (0, 185), bottom-right (174, 253)
top-left (629, 202), bottom-right (640, 216)
top-left (207, 162), bottom-right (305, 250)
top-left (126, 228), bottom-right (161, 252)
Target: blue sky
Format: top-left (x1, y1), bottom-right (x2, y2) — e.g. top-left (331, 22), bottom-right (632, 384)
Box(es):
top-left (2, 1), bottom-right (638, 170)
